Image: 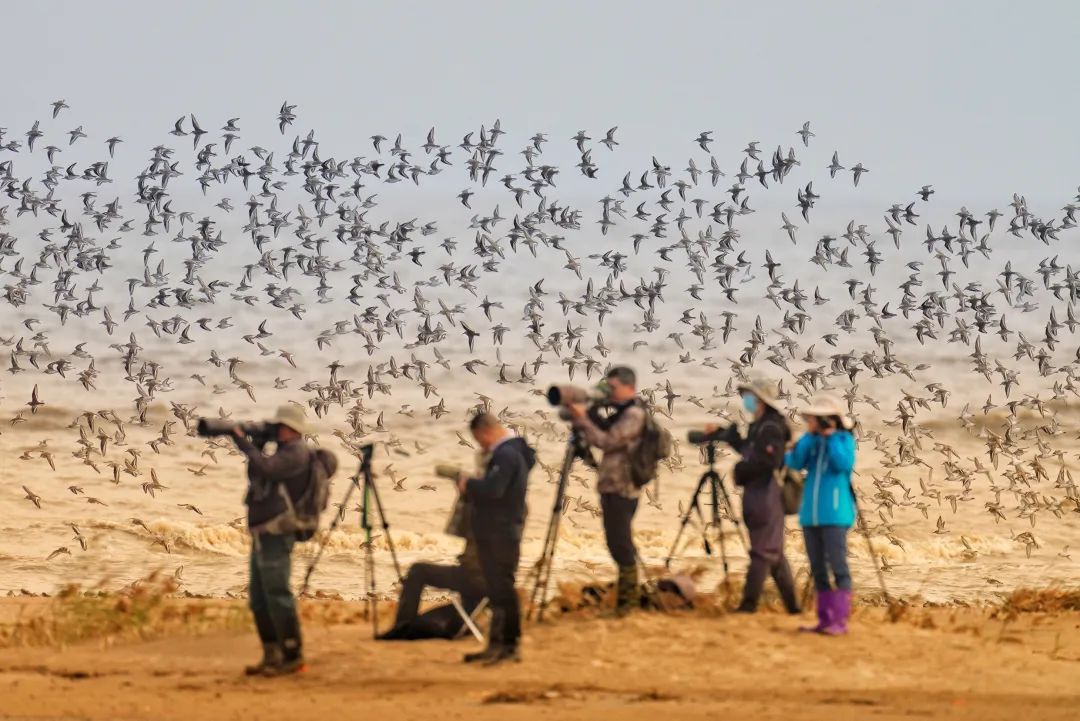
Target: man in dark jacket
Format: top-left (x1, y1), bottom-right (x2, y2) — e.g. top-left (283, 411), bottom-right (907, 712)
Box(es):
top-left (232, 404), bottom-right (314, 677)
top-left (456, 412), bottom-right (535, 665)
top-left (711, 378), bottom-right (800, 614)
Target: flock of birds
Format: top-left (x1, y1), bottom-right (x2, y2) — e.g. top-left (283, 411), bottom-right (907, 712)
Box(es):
top-left (2, 101), bottom-right (1078, 591)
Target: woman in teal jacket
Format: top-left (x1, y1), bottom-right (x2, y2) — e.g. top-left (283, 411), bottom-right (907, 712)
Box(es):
top-left (785, 394), bottom-right (857, 635)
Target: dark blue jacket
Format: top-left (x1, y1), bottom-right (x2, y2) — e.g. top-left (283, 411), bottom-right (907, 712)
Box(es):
top-left (465, 437), bottom-right (535, 541)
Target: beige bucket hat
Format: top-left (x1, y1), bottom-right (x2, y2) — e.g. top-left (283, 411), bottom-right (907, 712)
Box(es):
top-left (799, 393), bottom-right (854, 429)
top-left (273, 404), bottom-right (311, 435)
top-left (736, 376), bottom-right (783, 411)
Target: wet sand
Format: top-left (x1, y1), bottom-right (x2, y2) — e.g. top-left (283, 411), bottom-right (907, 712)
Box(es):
top-left (1, 598), bottom-right (1078, 721)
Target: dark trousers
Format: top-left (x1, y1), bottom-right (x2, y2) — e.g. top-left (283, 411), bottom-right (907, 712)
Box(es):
top-left (249, 533), bottom-right (302, 660)
top-left (803, 525), bottom-right (852, 592)
top-left (392, 562), bottom-right (485, 627)
top-left (743, 540), bottom-right (798, 612)
top-left (600, 493), bottom-right (639, 567)
top-left (741, 490), bottom-right (799, 612)
top-left (476, 537), bottom-right (521, 647)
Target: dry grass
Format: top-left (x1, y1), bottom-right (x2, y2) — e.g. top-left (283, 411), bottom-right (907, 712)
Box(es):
top-left (2, 574), bottom-right (1076, 650)
top-left (996, 587), bottom-right (1080, 617)
top-left (0, 573), bottom-right (248, 649)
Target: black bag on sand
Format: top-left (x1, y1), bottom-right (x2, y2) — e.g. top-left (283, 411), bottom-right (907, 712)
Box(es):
top-left (377, 603), bottom-right (467, 641)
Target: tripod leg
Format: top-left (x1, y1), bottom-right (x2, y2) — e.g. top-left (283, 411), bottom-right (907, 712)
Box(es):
top-left (713, 473), bottom-right (749, 552)
top-left (526, 474), bottom-right (564, 610)
top-left (535, 504), bottom-right (566, 623)
top-left (664, 473), bottom-right (708, 568)
top-left (528, 438), bottom-right (574, 622)
top-left (706, 472), bottom-right (734, 598)
top-left (367, 473), bottom-right (403, 582)
top-left (527, 511), bottom-right (558, 618)
top-left (854, 501), bottom-right (893, 612)
top-left (635, 553), bottom-right (675, 614)
top-left (360, 480), bottom-right (379, 637)
top-left (301, 475), bottom-right (360, 596)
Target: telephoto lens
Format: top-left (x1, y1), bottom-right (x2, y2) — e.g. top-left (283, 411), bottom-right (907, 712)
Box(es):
top-left (196, 418), bottom-right (236, 437)
top-left (686, 427), bottom-right (725, 445)
top-left (686, 430), bottom-right (708, 445)
top-left (434, 464), bottom-right (463, 480)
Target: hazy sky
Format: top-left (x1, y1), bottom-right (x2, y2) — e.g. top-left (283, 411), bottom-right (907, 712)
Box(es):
top-left (4, 1), bottom-right (1078, 212)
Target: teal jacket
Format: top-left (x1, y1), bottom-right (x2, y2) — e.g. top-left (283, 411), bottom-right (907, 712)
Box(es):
top-left (785, 431), bottom-right (857, 528)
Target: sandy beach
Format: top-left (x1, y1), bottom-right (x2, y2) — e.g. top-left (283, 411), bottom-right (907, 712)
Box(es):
top-left (1, 592), bottom-right (1078, 721)
top-left (4, 3), bottom-right (1080, 719)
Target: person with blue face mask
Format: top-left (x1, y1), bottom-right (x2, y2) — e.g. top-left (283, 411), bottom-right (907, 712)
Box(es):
top-left (706, 377), bottom-right (799, 614)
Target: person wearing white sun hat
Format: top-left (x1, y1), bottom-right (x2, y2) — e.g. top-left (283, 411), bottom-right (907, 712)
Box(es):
top-left (785, 393), bottom-right (857, 636)
top-left (232, 404), bottom-right (315, 676)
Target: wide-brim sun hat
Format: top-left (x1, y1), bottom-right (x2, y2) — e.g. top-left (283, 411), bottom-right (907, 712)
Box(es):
top-left (799, 393), bottom-right (854, 429)
top-left (736, 376), bottom-right (783, 411)
top-left (273, 404), bottom-right (311, 435)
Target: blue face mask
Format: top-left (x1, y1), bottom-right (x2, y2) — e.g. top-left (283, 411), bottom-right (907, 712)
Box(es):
top-left (742, 393), bottom-right (758, 414)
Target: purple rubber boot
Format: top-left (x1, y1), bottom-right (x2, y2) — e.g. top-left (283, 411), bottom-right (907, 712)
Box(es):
top-left (822, 590), bottom-right (852, 635)
top-left (799, 590), bottom-right (833, 633)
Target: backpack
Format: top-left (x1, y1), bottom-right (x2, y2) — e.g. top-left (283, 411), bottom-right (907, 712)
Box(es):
top-left (628, 405), bottom-right (673, 488)
top-left (276, 447), bottom-right (338, 541)
top-left (775, 466), bottom-right (805, 516)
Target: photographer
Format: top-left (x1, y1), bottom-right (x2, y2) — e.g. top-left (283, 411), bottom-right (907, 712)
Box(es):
top-left (706, 378), bottom-right (799, 614)
top-left (378, 455), bottom-right (488, 640)
top-left (785, 394), bottom-right (857, 635)
top-left (565, 366), bottom-right (646, 617)
top-left (455, 413), bottom-right (535, 665)
top-left (232, 405), bottom-right (313, 677)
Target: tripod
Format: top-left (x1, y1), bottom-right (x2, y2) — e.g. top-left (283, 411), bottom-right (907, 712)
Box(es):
top-left (299, 444), bottom-right (402, 638)
top-left (664, 442), bottom-right (746, 593)
top-left (851, 484), bottom-right (898, 618)
top-left (356, 443), bottom-right (403, 637)
top-left (526, 428), bottom-right (594, 622)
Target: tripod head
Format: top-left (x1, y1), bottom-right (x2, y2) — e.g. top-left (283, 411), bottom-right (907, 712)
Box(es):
top-left (359, 442), bottom-right (374, 471)
top-left (701, 440), bottom-right (718, 467)
top-left (568, 428), bottom-right (598, 468)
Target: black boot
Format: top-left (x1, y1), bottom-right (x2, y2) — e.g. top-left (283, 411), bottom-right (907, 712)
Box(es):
top-left (464, 609), bottom-right (504, 664)
top-left (483, 644), bottom-right (521, 666)
top-left (612, 565), bottom-right (640, 618)
top-left (263, 633), bottom-right (305, 676)
top-left (484, 604), bottom-right (521, 666)
top-left (244, 643), bottom-right (282, 676)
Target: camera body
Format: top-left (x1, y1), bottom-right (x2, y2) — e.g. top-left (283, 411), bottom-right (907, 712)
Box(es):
top-left (196, 418), bottom-right (279, 447)
top-left (547, 382), bottom-right (618, 426)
